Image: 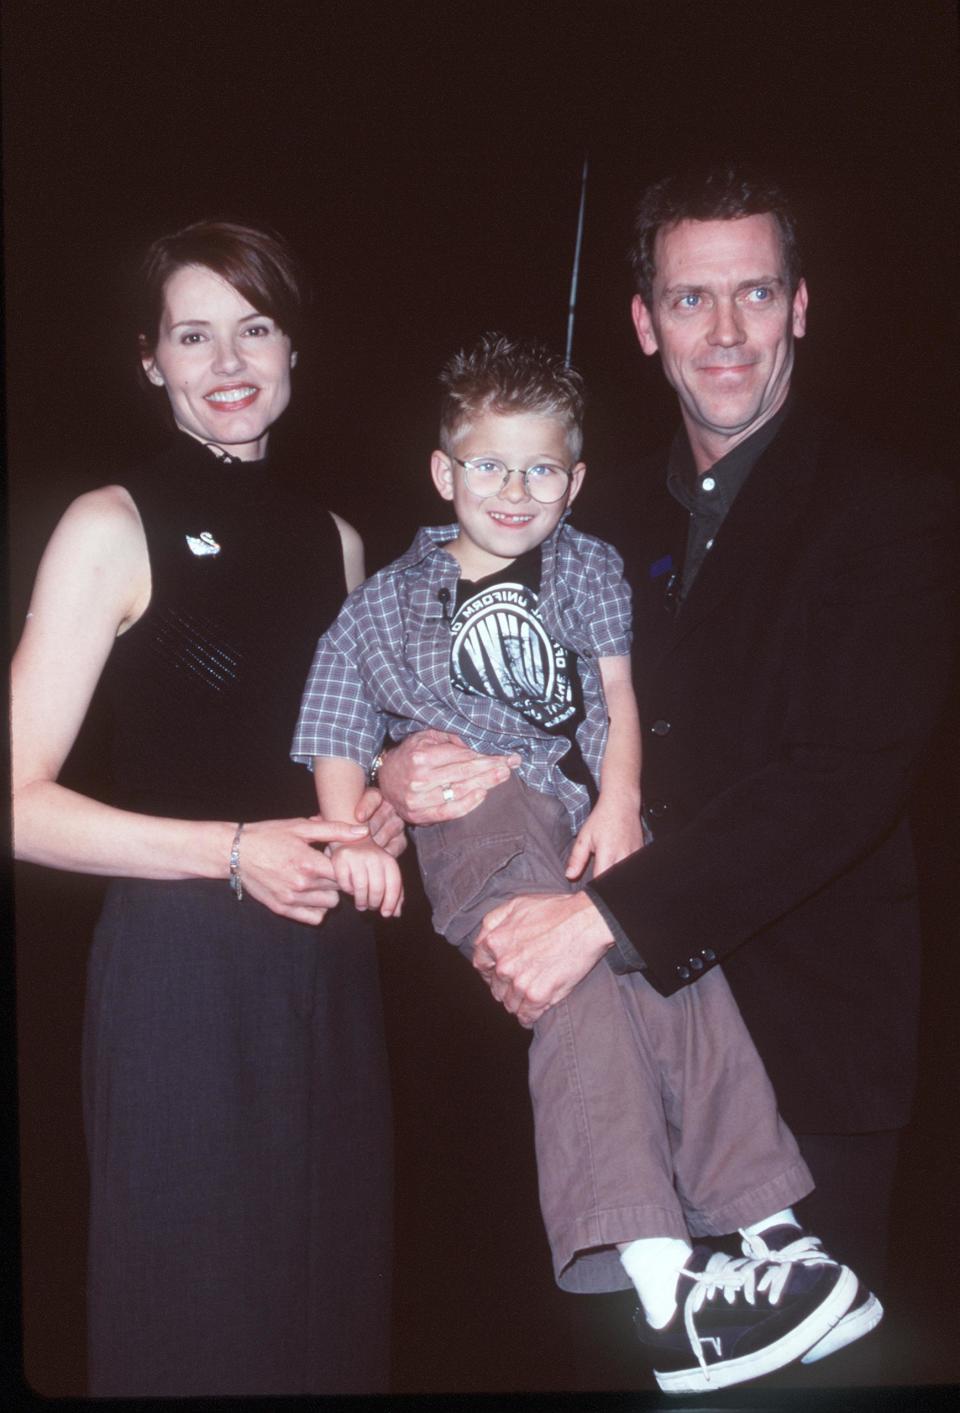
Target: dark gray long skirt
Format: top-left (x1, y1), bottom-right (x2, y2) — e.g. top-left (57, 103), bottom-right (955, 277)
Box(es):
top-left (82, 878), bottom-right (392, 1397)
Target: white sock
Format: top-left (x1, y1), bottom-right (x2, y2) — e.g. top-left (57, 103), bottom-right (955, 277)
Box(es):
top-left (741, 1207), bottom-right (800, 1238)
top-left (618, 1236), bottom-right (692, 1329)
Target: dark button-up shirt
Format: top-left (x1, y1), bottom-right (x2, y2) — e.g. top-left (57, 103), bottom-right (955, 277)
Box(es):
top-left (667, 403), bottom-right (789, 603)
top-left (596, 403), bottom-right (789, 968)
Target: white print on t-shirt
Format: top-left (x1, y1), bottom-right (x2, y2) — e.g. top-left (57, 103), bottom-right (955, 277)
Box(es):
top-left (450, 580), bottom-right (576, 730)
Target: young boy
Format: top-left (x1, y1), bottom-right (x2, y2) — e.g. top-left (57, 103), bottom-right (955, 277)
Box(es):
top-left (292, 334), bottom-right (881, 1394)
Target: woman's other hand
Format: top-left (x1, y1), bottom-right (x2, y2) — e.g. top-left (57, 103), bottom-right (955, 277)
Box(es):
top-left (238, 816), bottom-right (370, 925)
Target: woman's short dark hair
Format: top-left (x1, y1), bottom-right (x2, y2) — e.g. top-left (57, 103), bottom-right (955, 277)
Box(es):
top-left (629, 162), bottom-right (801, 306)
top-left (136, 219), bottom-right (307, 356)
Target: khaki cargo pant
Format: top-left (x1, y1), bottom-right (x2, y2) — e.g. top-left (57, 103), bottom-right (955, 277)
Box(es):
top-left (413, 773), bottom-right (813, 1293)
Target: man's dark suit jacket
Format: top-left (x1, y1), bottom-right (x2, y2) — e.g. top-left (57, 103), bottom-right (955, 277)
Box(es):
top-left (587, 404), bottom-right (956, 1135)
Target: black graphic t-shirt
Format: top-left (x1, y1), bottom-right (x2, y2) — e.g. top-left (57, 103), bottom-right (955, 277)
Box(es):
top-left (450, 548), bottom-right (597, 800)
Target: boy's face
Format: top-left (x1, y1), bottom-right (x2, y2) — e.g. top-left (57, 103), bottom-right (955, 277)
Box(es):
top-left (431, 410), bottom-right (585, 580)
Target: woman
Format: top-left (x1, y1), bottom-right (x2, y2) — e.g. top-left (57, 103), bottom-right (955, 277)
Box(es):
top-left (11, 222), bottom-right (396, 1397)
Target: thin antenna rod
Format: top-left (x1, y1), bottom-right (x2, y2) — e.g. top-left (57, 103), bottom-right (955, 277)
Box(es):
top-left (564, 155), bottom-right (589, 366)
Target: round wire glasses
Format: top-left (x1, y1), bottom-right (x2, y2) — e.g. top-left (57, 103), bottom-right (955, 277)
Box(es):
top-left (452, 456), bottom-right (575, 504)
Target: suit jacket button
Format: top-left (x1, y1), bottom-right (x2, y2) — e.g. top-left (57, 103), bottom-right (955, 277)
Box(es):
top-left (690, 956), bottom-right (704, 971)
top-left (676, 964), bottom-right (691, 980)
top-left (700, 947), bottom-right (716, 962)
top-left (651, 719), bottom-right (671, 736)
top-left (649, 800), bottom-right (669, 818)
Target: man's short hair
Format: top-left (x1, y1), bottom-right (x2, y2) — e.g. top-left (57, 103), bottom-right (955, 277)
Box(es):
top-left (439, 332), bottom-right (585, 458)
top-left (629, 162), bottom-right (802, 306)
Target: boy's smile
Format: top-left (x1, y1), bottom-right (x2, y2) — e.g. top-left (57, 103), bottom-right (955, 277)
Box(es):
top-left (431, 411), bottom-right (585, 580)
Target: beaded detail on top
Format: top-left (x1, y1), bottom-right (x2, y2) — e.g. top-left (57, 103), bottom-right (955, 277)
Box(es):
top-left (100, 433), bottom-right (348, 821)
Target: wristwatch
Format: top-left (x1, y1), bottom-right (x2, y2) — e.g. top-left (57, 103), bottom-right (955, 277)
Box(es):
top-left (367, 750), bottom-right (385, 787)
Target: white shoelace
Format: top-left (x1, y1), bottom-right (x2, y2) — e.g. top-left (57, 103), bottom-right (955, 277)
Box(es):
top-left (740, 1229), bottom-right (837, 1269)
top-left (677, 1244), bottom-right (816, 1380)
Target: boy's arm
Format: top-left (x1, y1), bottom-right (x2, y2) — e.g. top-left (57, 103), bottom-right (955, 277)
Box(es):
top-left (313, 756), bottom-right (404, 916)
top-left (292, 603), bottom-right (407, 851)
top-left (313, 756), bottom-right (368, 832)
top-left (565, 655), bottom-right (644, 880)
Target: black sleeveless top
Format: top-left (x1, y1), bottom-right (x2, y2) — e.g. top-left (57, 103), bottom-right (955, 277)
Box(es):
top-left (101, 434), bottom-right (347, 822)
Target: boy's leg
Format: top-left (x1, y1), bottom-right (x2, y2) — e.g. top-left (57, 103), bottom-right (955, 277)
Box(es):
top-left (615, 966), bottom-right (882, 1374)
top-left (414, 785), bottom-right (870, 1386)
top-left (414, 778), bottom-right (812, 1274)
top-left (412, 771), bottom-right (577, 947)
top-left (528, 959), bottom-right (691, 1292)
top-left (621, 964), bottom-right (815, 1239)
top-left (529, 963), bottom-right (815, 1292)
top-left (414, 775), bottom-right (692, 1295)
top-left (416, 777), bottom-right (814, 1279)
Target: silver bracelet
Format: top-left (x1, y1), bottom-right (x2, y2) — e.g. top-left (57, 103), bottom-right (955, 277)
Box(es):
top-left (368, 751), bottom-right (385, 787)
top-left (229, 822), bottom-right (245, 901)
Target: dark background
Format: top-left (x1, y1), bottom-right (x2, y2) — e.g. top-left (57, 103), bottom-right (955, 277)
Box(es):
top-left (4, 0), bottom-right (958, 1404)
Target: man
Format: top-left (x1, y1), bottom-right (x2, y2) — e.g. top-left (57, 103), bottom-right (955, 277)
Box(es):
top-left (379, 164), bottom-right (955, 1308)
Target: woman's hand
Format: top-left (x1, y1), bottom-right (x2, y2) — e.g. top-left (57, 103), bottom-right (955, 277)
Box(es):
top-left (376, 729), bottom-right (520, 826)
top-left (236, 816), bottom-right (371, 925)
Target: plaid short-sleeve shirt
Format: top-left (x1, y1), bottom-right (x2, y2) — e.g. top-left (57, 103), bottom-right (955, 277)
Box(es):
top-left (292, 519), bottom-right (632, 830)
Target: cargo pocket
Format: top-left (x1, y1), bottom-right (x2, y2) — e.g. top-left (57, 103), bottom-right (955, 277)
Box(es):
top-left (413, 824), bottom-right (526, 943)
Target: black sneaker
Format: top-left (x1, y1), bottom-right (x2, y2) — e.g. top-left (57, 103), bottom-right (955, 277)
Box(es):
top-left (635, 1242), bottom-right (857, 1394)
top-left (739, 1226), bottom-right (884, 1364)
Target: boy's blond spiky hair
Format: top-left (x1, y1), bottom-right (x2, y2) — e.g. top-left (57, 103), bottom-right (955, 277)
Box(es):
top-left (439, 332), bottom-right (585, 457)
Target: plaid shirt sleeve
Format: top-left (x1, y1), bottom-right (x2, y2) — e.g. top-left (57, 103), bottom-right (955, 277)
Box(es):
top-left (291, 592), bottom-right (388, 770)
top-left (587, 537), bottom-right (633, 658)
top-left (554, 528), bottom-right (633, 659)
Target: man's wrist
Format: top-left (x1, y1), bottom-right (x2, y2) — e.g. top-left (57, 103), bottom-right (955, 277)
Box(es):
top-left (585, 884), bottom-right (645, 972)
top-left (568, 888), bottom-right (616, 952)
top-left (372, 743), bottom-right (404, 815)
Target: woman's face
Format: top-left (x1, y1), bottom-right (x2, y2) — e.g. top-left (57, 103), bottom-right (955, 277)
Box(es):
top-left (142, 263), bottom-right (296, 460)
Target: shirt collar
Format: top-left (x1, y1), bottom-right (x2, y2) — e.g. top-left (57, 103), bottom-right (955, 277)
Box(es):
top-left (391, 523), bottom-right (460, 573)
top-left (393, 513), bottom-right (572, 575)
top-left (667, 399), bottom-right (791, 517)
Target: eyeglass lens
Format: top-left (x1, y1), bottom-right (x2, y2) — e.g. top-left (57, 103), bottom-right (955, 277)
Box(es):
top-left (462, 459), bottom-right (569, 503)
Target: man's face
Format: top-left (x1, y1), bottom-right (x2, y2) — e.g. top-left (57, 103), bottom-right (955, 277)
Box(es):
top-left (631, 214), bottom-right (808, 468)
